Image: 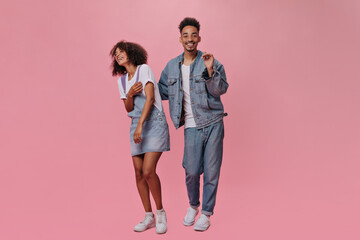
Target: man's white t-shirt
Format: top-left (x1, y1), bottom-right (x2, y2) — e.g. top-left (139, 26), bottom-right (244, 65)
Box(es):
top-left (181, 64), bottom-right (196, 128)
top-left (117, 64), bottom-right (162, 112)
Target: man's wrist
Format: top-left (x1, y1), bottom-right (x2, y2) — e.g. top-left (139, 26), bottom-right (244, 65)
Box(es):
top-left (203, 67), bottom-right (214, 80)
top-left (207, 67), bottom-right (213, 78)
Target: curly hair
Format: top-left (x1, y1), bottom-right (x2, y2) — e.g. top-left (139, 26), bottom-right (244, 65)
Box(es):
top-left (109, 41), bottom-right (148, 76)
top-left (178, 17), bottom-right (200, 33)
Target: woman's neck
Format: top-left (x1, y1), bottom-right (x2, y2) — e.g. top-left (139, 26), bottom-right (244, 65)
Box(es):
top-left (125, 64), bottom-right (138, 80)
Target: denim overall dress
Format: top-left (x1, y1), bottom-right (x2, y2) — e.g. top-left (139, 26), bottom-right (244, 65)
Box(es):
top-left (121, 66), bottom-right (170, 156)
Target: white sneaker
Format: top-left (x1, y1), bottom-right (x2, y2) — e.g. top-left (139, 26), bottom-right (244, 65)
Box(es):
top-left (156, 209), bottom-right (167, 234)
top-left (194, 214), bottom-right (211, 231)
top-left (183, 207), bottom-right (199, 226)
top-left (134, 213), bottom-right (155, 232)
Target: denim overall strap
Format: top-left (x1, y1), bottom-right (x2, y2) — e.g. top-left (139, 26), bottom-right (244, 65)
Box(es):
top-left (121, 65), bottom-right (142, 93)
top-left (121, 75), bottom-right (126, 92)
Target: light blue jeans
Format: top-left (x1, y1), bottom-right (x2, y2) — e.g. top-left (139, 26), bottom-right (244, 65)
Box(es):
top-left (182, 120), bottom-right (224, 215)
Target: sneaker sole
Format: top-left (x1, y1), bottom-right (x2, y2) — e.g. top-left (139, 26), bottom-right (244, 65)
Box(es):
top-left (156, 228), bottom-right (167, 234)
top-left (194, 224), bottom-right (210, 231)
top-left (183, 219), bottom-right (195, 226)
top-left (134, 223), bottom-right (155, 232)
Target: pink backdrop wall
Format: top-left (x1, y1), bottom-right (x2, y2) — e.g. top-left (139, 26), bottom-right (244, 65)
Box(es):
top-left (1, 0), bottom-right (360, 239)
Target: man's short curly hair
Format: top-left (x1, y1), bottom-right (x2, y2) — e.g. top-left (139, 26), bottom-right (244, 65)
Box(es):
top-left (178, 17), bottom-right (200, 33)
top-left (109, 41), bottom-right (148, 76)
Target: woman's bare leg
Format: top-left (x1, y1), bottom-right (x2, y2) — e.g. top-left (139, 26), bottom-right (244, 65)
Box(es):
top-left (142, 152), bottom-right (163, 210)
top-left (132, 154), bottom-right (152, 212)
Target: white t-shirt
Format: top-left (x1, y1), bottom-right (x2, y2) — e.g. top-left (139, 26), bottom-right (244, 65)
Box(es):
top-left (117, 64), bottom-right (162, 112)
top-left (181, 64), bottom-right (196, 128)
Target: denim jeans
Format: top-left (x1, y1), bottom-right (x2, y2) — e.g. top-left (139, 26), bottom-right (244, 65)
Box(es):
top-left (182, 120), bottom-right (224, 215)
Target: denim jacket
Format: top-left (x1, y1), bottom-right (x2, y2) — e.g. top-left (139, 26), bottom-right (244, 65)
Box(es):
top-left (158, 50), bottom-right (228, 129)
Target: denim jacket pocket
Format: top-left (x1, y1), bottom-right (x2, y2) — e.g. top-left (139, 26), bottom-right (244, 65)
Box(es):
top-left (194, 77), bottom-right (207, 94)
top-left (168, 78), bottom-right (178, 96)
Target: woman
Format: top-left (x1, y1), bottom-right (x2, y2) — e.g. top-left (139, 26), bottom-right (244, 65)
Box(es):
top-left (110, 41), bottom-right (170, 234)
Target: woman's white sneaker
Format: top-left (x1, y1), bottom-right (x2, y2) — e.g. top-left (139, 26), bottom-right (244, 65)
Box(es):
top-left (134, 212), bottom-right (155, 232)
top-left (183, 207), bottom-right (199, 226)
top-left (156, 209), bottom-right (167, 234)
top-left (193, 214), bottom-right (211, 231)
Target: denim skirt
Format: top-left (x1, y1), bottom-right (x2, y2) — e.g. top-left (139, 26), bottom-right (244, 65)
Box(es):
top-left (129, 111), bottom-right (170, 156)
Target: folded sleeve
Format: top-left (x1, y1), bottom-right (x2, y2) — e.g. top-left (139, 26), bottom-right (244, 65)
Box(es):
top-left (139, 64), bottom-right (155, 86)
top-left (117, 78), bottom-right (127, 99)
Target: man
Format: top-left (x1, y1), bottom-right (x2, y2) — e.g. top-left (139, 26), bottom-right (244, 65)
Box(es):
top-left (158, 17), bottom-right (228, 231)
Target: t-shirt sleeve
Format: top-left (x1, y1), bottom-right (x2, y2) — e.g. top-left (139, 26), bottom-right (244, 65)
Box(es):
top-left (117, 78), bottom-right (127, 99)
top-left (139, 64), bottom-right (155, 87)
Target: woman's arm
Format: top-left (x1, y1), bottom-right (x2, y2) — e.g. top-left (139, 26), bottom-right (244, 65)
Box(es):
top-left (133, 82), bottom-right (155, 144)
top-left (122, 82), bottom-right (143, 112)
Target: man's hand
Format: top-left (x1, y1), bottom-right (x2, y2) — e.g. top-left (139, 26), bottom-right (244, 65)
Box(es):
top-left (202, 52), bottom-right (214, 77)
top-left (127, 82), bottom-right (143, 98)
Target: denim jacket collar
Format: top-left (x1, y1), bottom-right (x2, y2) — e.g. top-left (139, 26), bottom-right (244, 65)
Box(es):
top-left (176, 50), bottom-right (204, 70)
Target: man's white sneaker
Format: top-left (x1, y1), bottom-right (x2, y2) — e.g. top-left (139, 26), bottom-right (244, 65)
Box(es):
top-left (183, 207), bottom-right (199, 226)
top-left (134, 213), bottom-right (155, 232)
top-left (156, 209), bottom-right (167, 234)
top-left (194, 214), bottom-right (211, 231)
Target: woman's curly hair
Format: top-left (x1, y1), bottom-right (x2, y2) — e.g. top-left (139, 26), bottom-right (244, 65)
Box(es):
top-left (110, 41), bottom-right (148, 76)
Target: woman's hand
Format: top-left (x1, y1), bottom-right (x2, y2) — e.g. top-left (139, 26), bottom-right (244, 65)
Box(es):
top-left (133, 124), bottom-right (143, 144)
top-left (128, 82), bottom-right (143, 98)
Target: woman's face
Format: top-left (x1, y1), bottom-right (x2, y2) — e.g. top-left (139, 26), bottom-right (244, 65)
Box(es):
top-left (114, 48), bottom-right (129, 66)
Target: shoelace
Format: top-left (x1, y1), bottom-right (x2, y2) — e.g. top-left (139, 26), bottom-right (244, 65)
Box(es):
top-left (140, 215), bottom-right (152, 225)
top-left (157, 212), bottom-right (164, 224)
top-left (186, 208), bottom-right (196, 218)
top-left (139, 217), bottom-right (146, 224)
top-left (197, 215), bottom-right (208, 225)
top-left (187, 208), bottom-right (192, 214)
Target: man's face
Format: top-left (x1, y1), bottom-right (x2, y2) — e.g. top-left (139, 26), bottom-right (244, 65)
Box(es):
top-left (114, 48), bottom-right (129, 66)
top-left (179, 26), bottom-right (201, 52)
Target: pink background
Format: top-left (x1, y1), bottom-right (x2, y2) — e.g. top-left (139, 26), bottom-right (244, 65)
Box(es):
top-left (1, 0), bottom-right (360, 239)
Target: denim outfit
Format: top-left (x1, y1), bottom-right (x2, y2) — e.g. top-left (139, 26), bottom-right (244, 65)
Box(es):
top-left (158, 51), bottom-right (228, 215)
top-left (128, 97), bottom-right (170, 156)
top-left (118, 67), bottom-right (170, 157)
